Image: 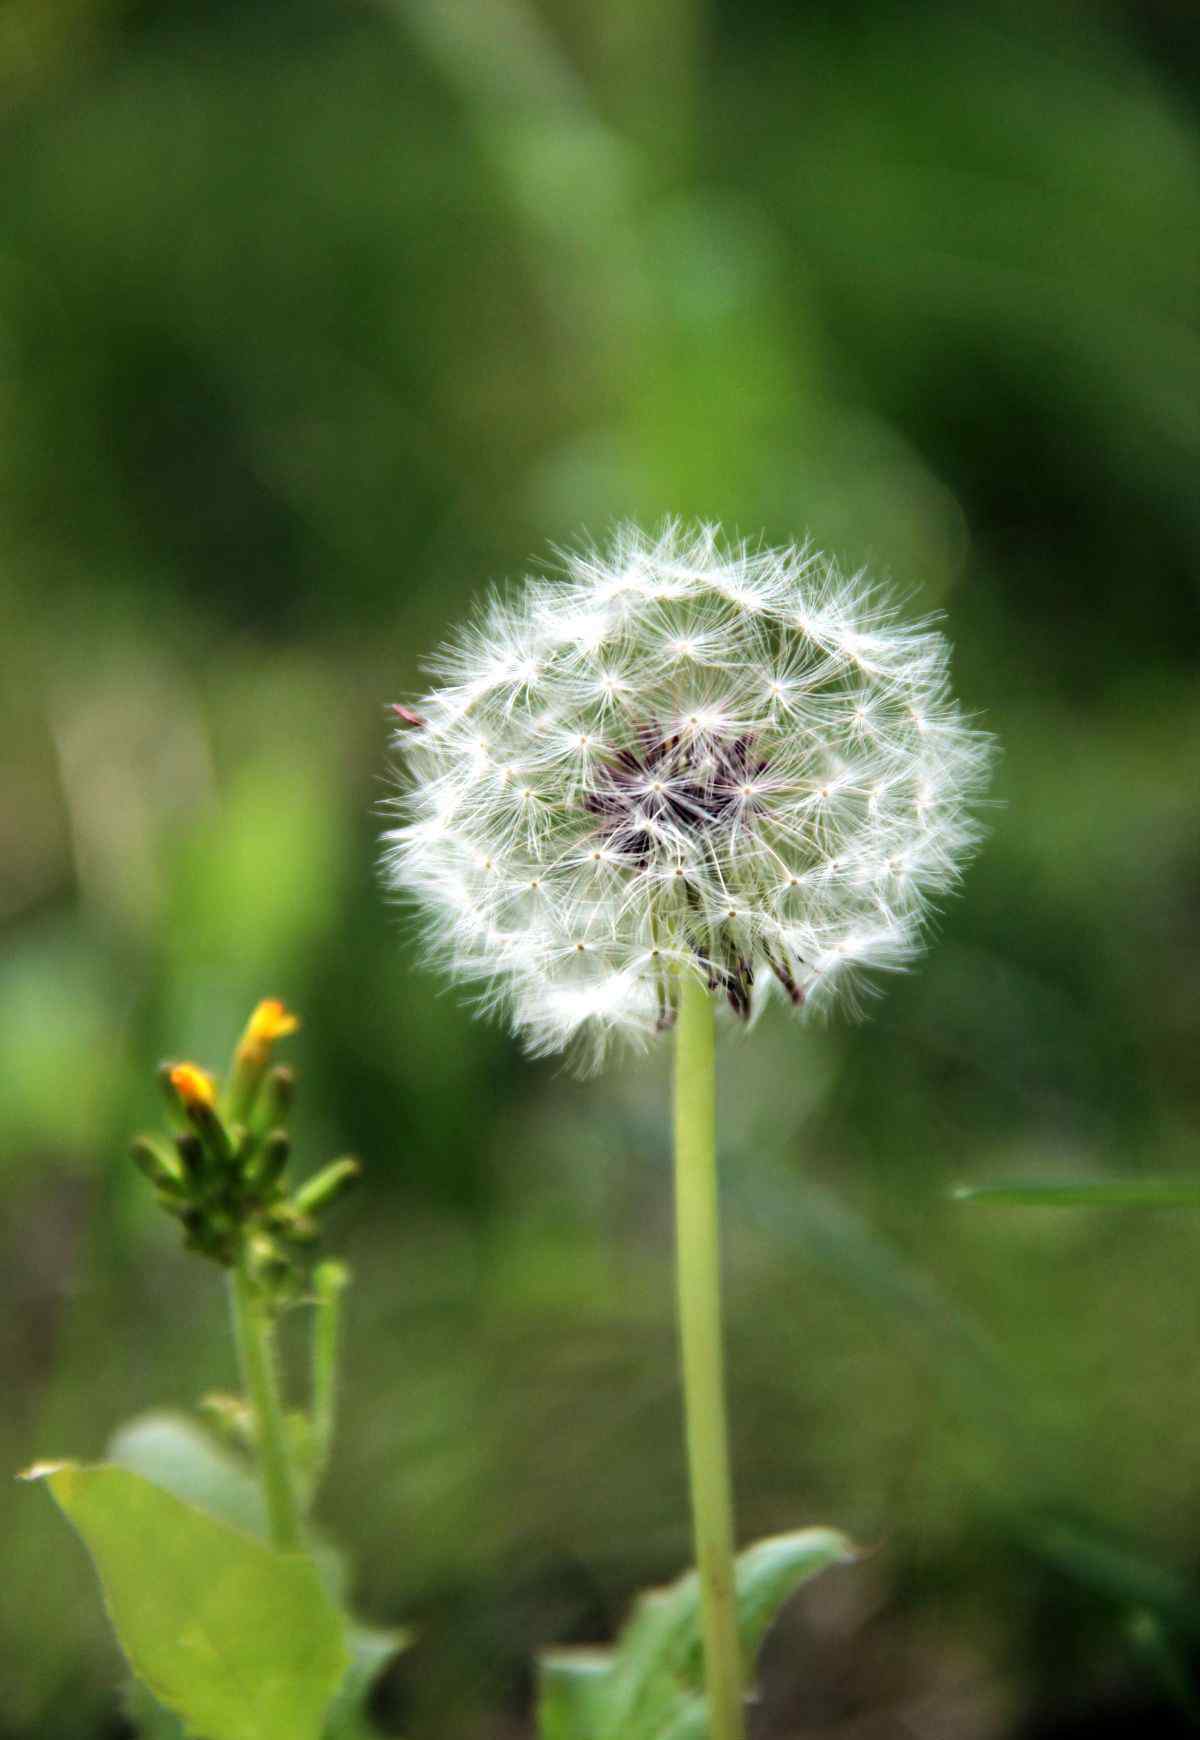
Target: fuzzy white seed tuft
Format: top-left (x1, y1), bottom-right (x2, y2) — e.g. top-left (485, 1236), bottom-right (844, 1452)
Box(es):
top-left (383, 522), bottom-right (994, 1063)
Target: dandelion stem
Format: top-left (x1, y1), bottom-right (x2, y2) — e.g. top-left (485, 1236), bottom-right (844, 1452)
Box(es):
top-left (228, 1260), bottom-right (303, 1551)
top-left (674, 973), bottom-right (745, 1740)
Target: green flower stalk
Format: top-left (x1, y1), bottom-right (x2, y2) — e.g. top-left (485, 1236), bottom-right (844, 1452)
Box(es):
top-left (674, 974), bottom-right (743, 1738)
top-left (228, 1260), bottom-right (303, 1549)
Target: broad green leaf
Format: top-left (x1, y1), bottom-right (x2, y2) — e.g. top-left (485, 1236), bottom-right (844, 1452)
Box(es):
top-left (109, 1410), bottom-right (349, 1607)
top-left (124, 1608), bottom-right (406, 1739)
top-left (121, 1600), bottom-right (403, 1740)
top-left (106, 1412), bottom-right (406, 1737)
top-left (26, 1461), bottom-right (348, 1740)
top-left (537, 1527), bottom-right (856, 1740)
top-left (952, 1178), bottom-right (1200, 1208)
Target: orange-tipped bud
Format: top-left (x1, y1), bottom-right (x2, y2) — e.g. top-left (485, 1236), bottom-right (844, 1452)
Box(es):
top-left (228, 999), bottom-right (301, 1125)
top-left (169, 1063), bottom-right (217, 1111)
top-left (236, 998), bottom-right (300, 1070)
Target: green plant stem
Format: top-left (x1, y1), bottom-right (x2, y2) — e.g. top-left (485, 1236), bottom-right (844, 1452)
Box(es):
top-left (673, 974), bottom-right (745, 1740)
top-left (310, 1261), bottom-right (348, 1495)
top-left (228, 1260), bottom-right (304, 1551)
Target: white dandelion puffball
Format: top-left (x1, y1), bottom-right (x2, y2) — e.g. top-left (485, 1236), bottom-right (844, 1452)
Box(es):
top-left (383, 523), bottom-right (993, 1061)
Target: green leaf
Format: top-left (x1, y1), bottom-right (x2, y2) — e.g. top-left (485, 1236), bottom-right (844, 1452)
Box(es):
top-left (124, 1677), bottom-right (186, 1740)
top-left (656, 1699), bottom-right (710, 1740)
top-left (109, 1410), bottom-right (350, 1607)
top-left (952, 1178), bottom-right (1200, 1208)
top-left (25, 1461), bottom-right (348, 1740)
top-left (322, 1620), bottom-right (411, 1740)
top-left (109, 1411), bottom-right (268, 1537)
top-left (725, 1529), bottom-right (859, 1670)
top-left (125, 1626), bottom-right (409, 1740)
top-left (601, 1585), bottom-right (696, 1740)
top-left (537, 1649), bottom-right (614, 1740)
top-left (106, 1413), bottom-right (406, 1737)
top-left (536, 1527), bottom-right (856, 1740)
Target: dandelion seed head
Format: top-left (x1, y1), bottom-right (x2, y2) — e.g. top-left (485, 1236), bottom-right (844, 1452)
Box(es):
top-left (382, 522), bottom-right (994, 1063)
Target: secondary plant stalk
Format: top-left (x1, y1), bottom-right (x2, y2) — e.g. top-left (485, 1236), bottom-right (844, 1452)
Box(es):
top-left (674, 975), bottom-right (745, 1740)
top-left (228, 1260), bottom-right (304, 1551)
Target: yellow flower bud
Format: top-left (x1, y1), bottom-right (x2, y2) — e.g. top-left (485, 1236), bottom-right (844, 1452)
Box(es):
top-left (169, 1063), bottom-right (217, 1111)
top-left (236, 999), bottom-right (300, 1070)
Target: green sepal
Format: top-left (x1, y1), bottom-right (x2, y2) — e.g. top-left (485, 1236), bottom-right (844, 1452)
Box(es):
top-left (130, 1136), bottom-right (186, 1193)
top-left (174, 1133), bottom-right (205, 1181)
top-left (188, 1097), bottom-right (237, 1169)
top-left (259, 1065), bottom-right (296, 1131)
top-left (226, 1057), bottom-right (266, 1130)
top-left (293, 1158), bottom-right (362, 1218)
top-left (247, 1128), bottom-right (291, 1192)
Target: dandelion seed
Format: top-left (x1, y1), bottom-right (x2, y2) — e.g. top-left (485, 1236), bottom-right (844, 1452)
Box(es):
top-left (382, 522), bottom-right (994, 1062)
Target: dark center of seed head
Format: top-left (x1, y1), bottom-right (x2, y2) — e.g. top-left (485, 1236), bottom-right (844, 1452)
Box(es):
top-left (583, 723), bottom-right (767, 863)
top-left (583, 725), bottom-right (803, 1019)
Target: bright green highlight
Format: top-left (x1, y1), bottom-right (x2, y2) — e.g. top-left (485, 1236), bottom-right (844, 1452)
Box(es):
top-left (673, 974), bottom-right (743, 1740)
top-left (29, 1461), bottom-right (347, 1740)
top-left (537, 1526), bottom-right (857, 1739)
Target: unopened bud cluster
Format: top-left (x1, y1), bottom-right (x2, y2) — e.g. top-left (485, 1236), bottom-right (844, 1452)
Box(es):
top-left (131, 1000), bottom-right (360, 1297)
top-left (384, 522), bottom-right (994, 1061)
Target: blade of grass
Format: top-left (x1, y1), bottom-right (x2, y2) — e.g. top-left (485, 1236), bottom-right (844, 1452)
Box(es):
top-left (952, 1179), bottom-right (1200, 1208)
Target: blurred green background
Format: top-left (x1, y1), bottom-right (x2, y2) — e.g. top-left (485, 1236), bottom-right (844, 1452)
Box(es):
top-left (2, 1), bottom-right (1198, 1734)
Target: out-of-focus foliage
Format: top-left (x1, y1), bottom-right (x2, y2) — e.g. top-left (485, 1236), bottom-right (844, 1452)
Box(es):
top-left (1, 1), bottom-right (1197, 1735)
